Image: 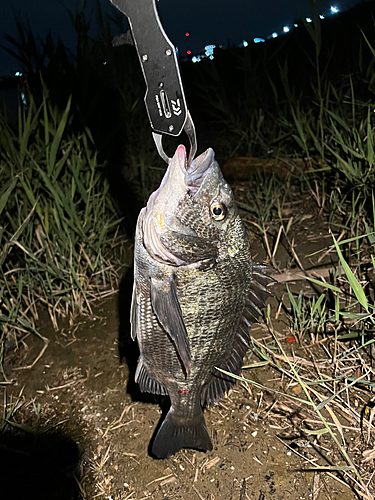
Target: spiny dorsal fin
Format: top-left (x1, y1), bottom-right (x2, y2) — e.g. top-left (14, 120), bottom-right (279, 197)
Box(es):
top-left (201, 264), bottom-right (274, 406)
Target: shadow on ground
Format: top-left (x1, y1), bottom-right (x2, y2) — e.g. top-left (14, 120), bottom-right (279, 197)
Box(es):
top-left (0, 428), bottom-right (82, 500)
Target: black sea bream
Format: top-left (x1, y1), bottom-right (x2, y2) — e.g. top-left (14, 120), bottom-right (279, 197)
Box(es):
top-left (131, 145), bottom-right (273, 458)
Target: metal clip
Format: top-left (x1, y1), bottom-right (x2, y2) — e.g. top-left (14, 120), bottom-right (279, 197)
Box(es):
top-left (152, 111), bottom-right (197, 167)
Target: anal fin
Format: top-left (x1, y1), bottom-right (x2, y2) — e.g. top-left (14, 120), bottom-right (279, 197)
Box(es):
top-left (135, 359), bottom-right (168, 396)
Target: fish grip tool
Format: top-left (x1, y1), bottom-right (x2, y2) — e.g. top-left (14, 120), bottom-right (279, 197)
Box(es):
top-left (110, 0), bottom-right (197, 165)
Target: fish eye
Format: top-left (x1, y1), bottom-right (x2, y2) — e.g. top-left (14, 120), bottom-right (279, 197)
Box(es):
top-left (210, 201), bottom-right (226, 221)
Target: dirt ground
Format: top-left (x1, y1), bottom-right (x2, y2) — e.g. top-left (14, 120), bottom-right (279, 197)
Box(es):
top-left (1, 184), bottom-right (372, 500)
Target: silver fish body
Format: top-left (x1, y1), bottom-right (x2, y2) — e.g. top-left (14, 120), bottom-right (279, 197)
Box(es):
top-left (131, 145), bottom-right (272, 458)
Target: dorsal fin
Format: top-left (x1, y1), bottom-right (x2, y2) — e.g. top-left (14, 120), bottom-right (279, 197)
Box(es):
top-left (201, 264), bottom-right (274, 406)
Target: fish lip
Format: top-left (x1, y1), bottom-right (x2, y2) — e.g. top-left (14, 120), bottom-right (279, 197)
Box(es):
top-left (184, 147), bottom-right (215, 194)
top-left (145, 146), bottom-right (215, 208)
top-left (176, 144), bottom-right (188, 172)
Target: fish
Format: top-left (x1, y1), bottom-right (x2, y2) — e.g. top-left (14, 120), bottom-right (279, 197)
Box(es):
top-left (131, 144), bottom-right (273, 459)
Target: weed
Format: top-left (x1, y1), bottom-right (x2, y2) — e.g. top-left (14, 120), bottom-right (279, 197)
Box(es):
top-left (286, 285), bottom-right (329, 342)
top-left (0, 94), bottom-right (126, 346)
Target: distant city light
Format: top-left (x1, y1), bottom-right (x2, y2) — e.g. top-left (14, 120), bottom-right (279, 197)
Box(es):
top-left (186, 3), bottom-right (342, 66)
top-left (204, 44), bottom-right (216, 59)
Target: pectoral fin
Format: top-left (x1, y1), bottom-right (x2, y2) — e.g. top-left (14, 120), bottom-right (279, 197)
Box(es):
top-left (151, 275), bottom-right (191, 375)
top-left (130, 281), bottom-right (138, 341)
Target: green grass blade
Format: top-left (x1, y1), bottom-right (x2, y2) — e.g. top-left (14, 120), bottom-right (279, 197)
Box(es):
top-left (286, 284), bottom-right (299, 314)
top-left (303, 275), bottom-right (342, 293)
top-left (48, 96), bottom-right (72, 175)
top-left (0, 178), bottom-right (17, 217)
top-left (331, 232), bottom-right (368, 312)
top-left (301, 428), bottom-right (329, 435)
top-left (216, 368), bottom-right (313, 405)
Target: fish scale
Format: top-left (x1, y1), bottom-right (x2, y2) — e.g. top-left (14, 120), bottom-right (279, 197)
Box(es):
top-left (131, 145), bottom-right (273, 458)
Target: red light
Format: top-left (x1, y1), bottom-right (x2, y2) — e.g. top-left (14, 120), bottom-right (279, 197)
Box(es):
top-left (187, 50), bottom-right (191, 55)
top-left (185, 32), bottom-right (189, 37)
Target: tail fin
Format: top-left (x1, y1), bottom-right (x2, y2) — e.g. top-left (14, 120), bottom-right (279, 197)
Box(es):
top-left (151, 408), bottom-right (212, 459)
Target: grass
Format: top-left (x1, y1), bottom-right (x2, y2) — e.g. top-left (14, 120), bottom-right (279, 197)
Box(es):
top-left (285, 285), bottom-right (329, 342)
top-left (0, 92), bottom-right (127, 349)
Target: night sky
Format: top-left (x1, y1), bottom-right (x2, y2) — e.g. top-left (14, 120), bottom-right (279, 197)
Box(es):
top-left (0, 0), bottom-right (364, 77)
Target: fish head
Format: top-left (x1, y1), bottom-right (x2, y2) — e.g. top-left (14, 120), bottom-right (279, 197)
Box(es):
top-left (142, 145), bottom-right (238, 266)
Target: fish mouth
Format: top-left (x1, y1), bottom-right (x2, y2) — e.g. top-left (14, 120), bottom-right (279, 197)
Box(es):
top-left (141, 145), bottom-right (218, 266)
top-left (177, 145), bottom-right (215, 195)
